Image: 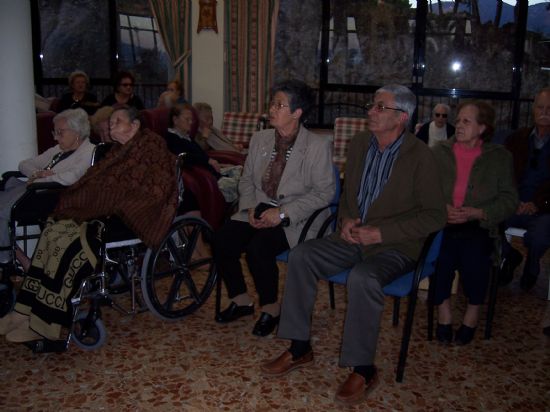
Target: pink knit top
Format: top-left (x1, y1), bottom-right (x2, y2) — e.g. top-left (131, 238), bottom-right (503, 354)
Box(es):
top-left (452, 142), bottom-right (482, 207)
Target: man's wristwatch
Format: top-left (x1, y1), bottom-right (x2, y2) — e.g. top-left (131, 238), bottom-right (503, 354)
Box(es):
top-left (279, 210), bottom-right (286, 220)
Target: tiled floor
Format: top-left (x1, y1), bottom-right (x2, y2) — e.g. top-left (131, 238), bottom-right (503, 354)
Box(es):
top-left (1, 250), bottom-right (549, 411)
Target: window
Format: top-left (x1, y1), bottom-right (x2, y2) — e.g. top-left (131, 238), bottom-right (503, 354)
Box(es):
top-left (423, 0), bottom-right (517, 92)
top-left (326, 0), bottom-right (416, 86)
top-left (38, 0), bottom-right (110, 79)
top-left (117, 10), bottom-right (172, 84)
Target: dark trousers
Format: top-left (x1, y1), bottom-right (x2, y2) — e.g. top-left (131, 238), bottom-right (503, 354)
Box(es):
top-left (434, 223), bottom-right (493, 305)
top-left (503, 213), bottom-right (550, 278)
top-left (213, 219), bottom-right (289, 306)
top-left (277, 236), bottom-right (415, 366)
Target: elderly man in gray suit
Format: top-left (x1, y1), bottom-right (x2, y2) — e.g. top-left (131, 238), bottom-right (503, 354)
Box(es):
top-left (261, 84), bottom-right (446, 405)
top-left (213, 80), bottom-right (336, 337)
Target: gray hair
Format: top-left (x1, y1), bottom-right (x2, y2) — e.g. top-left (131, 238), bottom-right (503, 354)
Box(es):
top-left (432, 103), bottom-right (450, 114)
top-left (375, 84), bottom-right (416, 127)
top-left (53, 108), bottom-right (90, 140)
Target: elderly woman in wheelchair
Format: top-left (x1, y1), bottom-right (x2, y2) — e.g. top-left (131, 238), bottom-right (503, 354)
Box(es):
top-left (0, 108), bottom-right (95, 269)
top-left (0, 106), bottom-right (179, 346)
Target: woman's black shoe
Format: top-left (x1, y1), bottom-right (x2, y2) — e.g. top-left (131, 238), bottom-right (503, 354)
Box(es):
top-left (215, 302), bottom-right (254, 323)
top-left (454, 324), bottom-right (476, 345)
top-left (252, 312), bottom-right (280, 337)
top-left (436, 323), bottom-right (453, 344)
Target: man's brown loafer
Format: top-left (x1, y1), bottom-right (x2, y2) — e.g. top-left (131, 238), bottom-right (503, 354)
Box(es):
top-left (335, 369), bottom-right (379, 405)
top-left (260, 350), bottom-right (314, 377)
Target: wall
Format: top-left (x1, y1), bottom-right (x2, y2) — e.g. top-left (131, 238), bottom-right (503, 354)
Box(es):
top-left (191, 0), bottom-right (225, 129)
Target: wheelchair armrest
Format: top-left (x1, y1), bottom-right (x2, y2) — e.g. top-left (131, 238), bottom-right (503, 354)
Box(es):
top-left (2, 171), bottom-right (24, 180)
top-left (0, 171), bottom-right (25, 190)
top-left (26, 181), bottom-right (66, 191)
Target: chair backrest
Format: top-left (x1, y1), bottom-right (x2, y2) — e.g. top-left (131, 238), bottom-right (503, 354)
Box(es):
top-left (221, 112), bottom-right (262, 147)
top-left (36, 111), bottom-right (57, 154)
top-left (182, 165), bottom-right (226, 230)
top-left (333, 117), bottom-right (369, 173)
top-left (140, 107), bottom-right (171, 137)
top-left (382, 230), bottom-right (443, 297)
top-left (91, 142), bottom-right (113, 166)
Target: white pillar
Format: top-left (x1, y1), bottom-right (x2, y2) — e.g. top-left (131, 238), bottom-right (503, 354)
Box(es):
top-left (0, 1), bottom-right (37, 175)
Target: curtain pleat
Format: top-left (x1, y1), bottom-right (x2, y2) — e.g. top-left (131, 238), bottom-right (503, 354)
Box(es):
top-left (149, 0), bottom-right (192, 101)
top-left (226, 0), bottom-right (279, 113)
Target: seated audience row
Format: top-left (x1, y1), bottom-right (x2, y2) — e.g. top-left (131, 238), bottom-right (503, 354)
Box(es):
top-left (1, 79), bottom-right (547, 407)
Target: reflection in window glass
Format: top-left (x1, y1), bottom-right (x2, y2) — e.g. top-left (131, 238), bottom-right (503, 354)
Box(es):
top-left (39, 0), bottom-right (110, 78)
top-left (423, 0), bottom-right (515, 91)
top-left (327, 0), bottom-right (416, 85)
top-left (521, 1), bottom-right (550, 98)
top-left (118, 11), bottom-right (171, 84)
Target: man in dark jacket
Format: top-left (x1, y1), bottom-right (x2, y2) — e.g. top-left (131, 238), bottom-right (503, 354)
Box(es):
top-left (500, 88), bottom-right (550, 291)
top-left (260, 84), bottom-right (446, 405)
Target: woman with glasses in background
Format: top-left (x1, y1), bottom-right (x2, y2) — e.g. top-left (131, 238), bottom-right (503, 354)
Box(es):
top-left (212, 80), bottom-right (336, 337)
top-left (101, 71), bottom-right (145, 110)
top-left (0, 108), bottom-right (95, 269)
top-left (416, 103), bottom-right (455, 147)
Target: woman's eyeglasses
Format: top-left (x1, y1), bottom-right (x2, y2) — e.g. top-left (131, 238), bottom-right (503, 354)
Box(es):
top-left (269, 101), bottom-right (290, 110)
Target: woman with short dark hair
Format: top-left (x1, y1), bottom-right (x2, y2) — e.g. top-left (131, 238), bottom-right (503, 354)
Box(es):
top-left (101, 71), bottom-right (145, 110)
top-left (213, 80), bottom-right (335, 337)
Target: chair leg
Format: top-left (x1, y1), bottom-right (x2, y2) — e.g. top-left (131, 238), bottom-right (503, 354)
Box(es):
top-left (329, 281), bottom-right (335, 310)
top-left (215, 272), bottom-right (222, 317)
top-left (427, 276), bottom-right (436, 341)
top-left (392, 297), bottom-right (400, 326)
top-left (484, 264), bottom-right (499, 340)
top-left (396, 294), bottom-right (418, 382)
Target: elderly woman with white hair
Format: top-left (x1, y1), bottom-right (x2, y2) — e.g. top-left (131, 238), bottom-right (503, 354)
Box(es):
top-left (0, 108), bottom-right (95, 265)
top-left (56, 70), bottom-right (99, 115)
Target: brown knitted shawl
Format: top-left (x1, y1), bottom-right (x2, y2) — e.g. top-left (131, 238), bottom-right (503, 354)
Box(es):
top-left (52, 129), bottom-right (178, 249)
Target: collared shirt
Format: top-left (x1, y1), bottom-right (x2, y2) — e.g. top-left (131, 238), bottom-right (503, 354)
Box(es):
top-left (530, 128), bottom-right (550, 150)
top-left (357, 133), bottom-right (404, 221)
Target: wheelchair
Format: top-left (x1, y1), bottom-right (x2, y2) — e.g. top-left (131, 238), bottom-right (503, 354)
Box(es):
top-left (57, 154), bottom-right (224, 352)
top-left (0, 171), bottom-right (65, 318)
top-left (1, 145), bottom-right (227, 353)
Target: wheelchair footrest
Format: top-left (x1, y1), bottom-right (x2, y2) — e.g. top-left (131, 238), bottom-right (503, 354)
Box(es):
top-left (24, 339), bottom-right (68, 353)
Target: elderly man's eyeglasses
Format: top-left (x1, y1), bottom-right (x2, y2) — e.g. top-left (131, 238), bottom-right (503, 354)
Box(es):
top-left (269, 101), bottom-right (290, 110)
top-left (365, 103), bottom-right (405, 113)
top-left (434, 113), bottom-right (448, 118)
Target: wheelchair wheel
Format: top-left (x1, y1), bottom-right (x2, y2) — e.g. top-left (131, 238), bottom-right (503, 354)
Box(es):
top-left (71, 311), bottom-right (107, 350)
top-left (0, 284), bottom-right (16, 317)
top-left (141, 216), bottom-right (217, 320)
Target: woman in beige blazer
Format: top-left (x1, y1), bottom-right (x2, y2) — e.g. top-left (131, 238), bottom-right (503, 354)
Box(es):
top-left (213, 80), bottom-right (336, 336)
